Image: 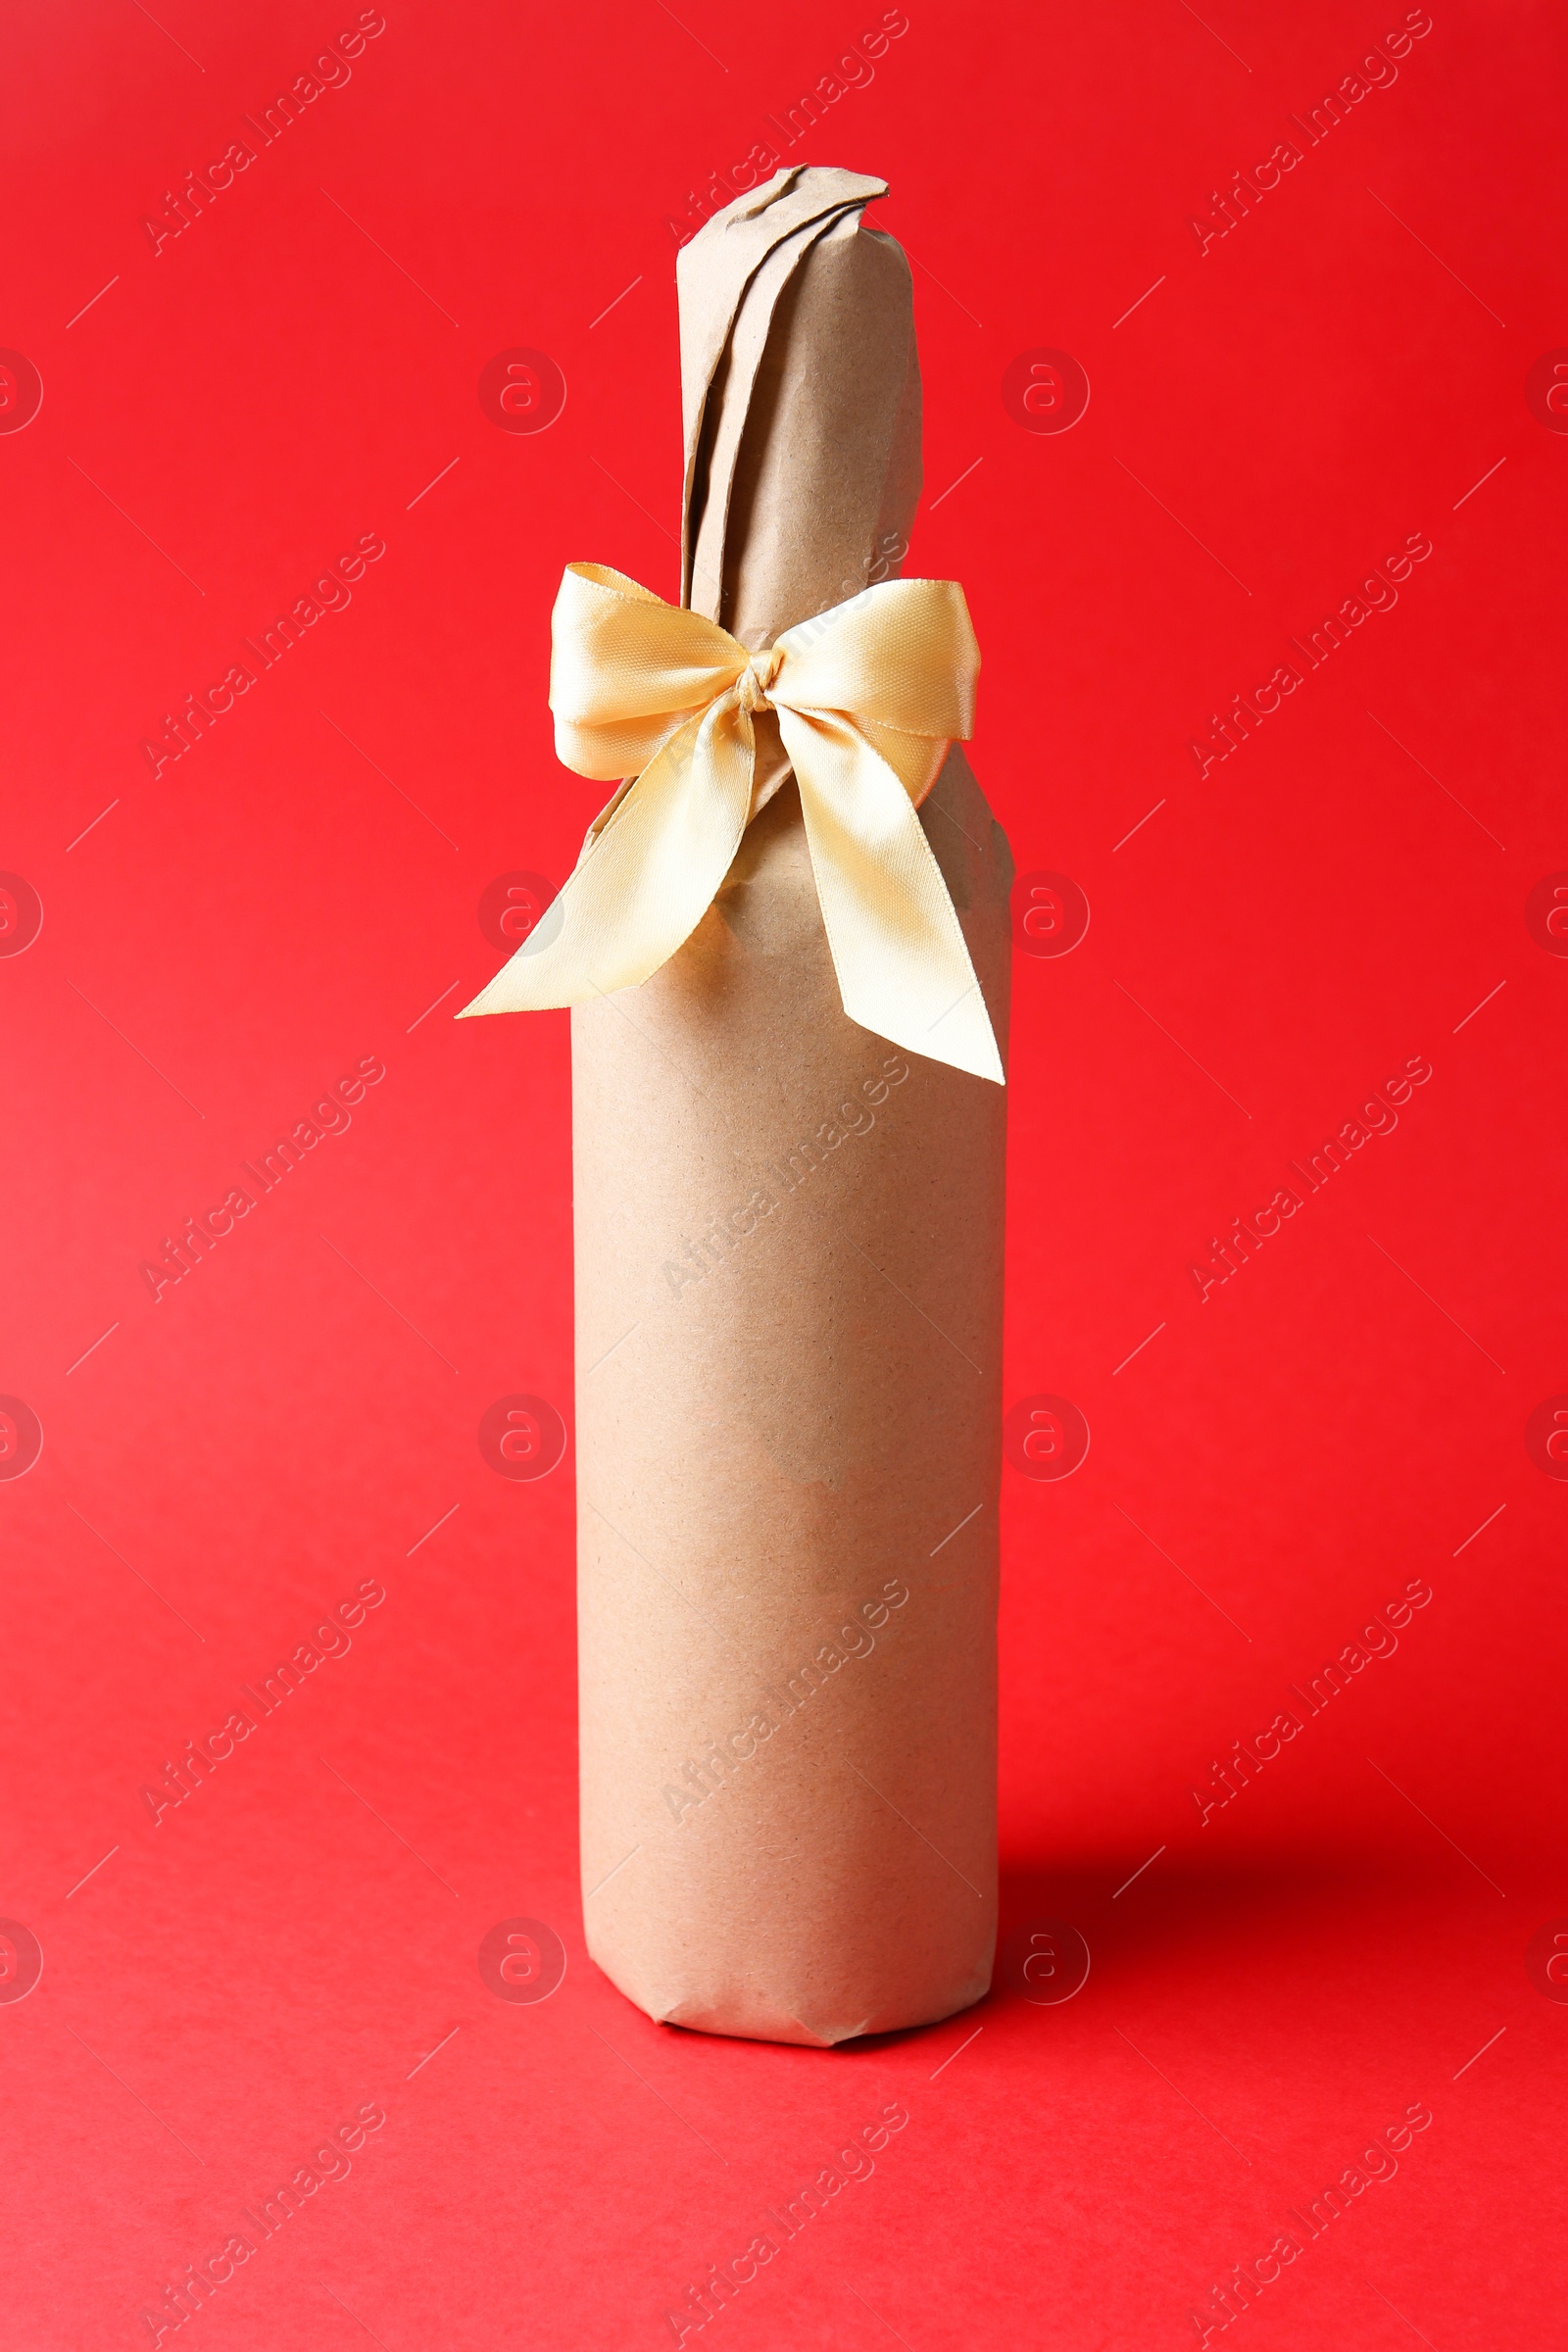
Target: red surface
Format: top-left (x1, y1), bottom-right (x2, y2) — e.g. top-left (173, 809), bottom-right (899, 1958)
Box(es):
top-left (3, 2), bottom-right (1564, 2344)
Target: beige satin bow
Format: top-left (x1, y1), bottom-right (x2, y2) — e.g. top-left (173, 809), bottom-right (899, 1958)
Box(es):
top-left (459, 563), bottom-right (1004, 1085)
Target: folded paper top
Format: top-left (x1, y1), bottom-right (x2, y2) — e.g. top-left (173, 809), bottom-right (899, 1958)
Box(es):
top-left (676, 166), bottom-right (893, 615)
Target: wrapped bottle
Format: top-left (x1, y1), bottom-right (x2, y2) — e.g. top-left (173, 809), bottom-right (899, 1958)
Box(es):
top-left (570, 167), bottom-right (1013, 2044)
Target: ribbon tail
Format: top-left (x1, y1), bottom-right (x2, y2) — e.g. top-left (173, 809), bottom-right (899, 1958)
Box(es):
top-left (459, 697), bottom-right (755, 1016)
top-left (777, 709), bottom-right (1005, 1086)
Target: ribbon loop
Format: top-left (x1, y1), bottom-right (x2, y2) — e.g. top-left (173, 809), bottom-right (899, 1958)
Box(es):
top-left (460, 564), bottom-right (1004, 1087)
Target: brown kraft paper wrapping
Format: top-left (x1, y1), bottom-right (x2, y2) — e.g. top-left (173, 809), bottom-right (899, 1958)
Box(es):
top-left (572, 167), bottom-right (1012, 2045)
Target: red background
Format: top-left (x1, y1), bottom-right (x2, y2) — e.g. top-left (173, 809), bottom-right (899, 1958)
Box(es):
top-left (3, 0), bottom-right (1564, 2344)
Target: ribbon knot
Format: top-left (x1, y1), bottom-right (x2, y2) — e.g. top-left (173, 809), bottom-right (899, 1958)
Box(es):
top-left (459, 562), bottom-right (1004, 1085)
top-left (737, 643), bottom-right (783, 713)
